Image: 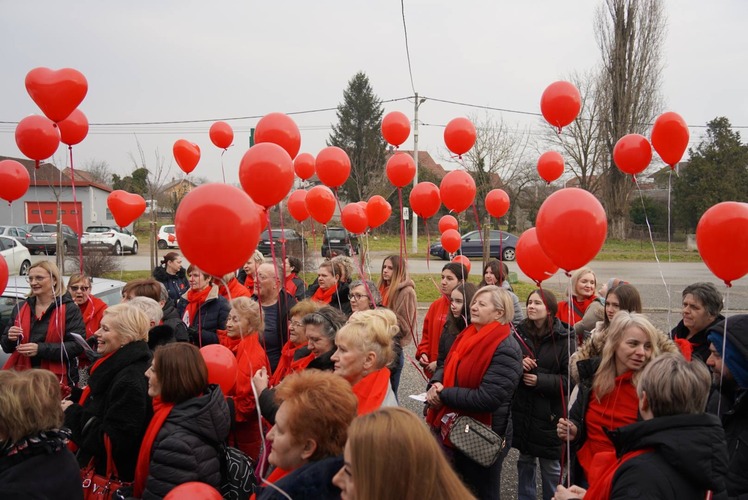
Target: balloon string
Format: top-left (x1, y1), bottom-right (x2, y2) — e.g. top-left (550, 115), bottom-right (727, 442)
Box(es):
top-left (565, 275), bottom-right (573, 487)
top-left (398, 188), bottom-right (408, 264)
top-left (332, 188), bottom-right (354, 258)
top-left (278, 205), bottom-right (288, 293)
top-left (220, 149), bottom-right (227, 184)
top-left (67, 145), bottom-right (84, 274)
top-left (311, 220), bottom-right (317, 263)
top-left (717, 290), bottom-right (730, 416)
top-left (667, 169), bottom-right (672, 263)
top-left (425, 219), bottom-right (431, 271)
top-left (470, 203), bottom-right (484, 266)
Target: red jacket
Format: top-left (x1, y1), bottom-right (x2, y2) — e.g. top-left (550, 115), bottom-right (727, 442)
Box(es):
top-left (232, 333), bottom-right (270, 459)
top-left (416, 296), bottom-right (450, 376)
top-left (219, 278), bottom-right (253, 301)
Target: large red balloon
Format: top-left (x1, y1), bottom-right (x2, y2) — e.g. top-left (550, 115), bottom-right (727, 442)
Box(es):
top-left (58, 109), bottom-right (89, 146)
top-left (25, 67), bottom-right (88, 123)
top-left (696, 202), bottom-right (748, 286)
top-left (438, 215), bottom-right (459, 233)
top-left (209, 121), bottom-right (234, 149)
top-left (452, 255), bottom-right (471, 273)
top-left (255, 112), bottom-right (301, 159)
top-left (537, 151), bottom-right (565, 183)
top-left (381, 111), bottom-right (411, 146)
top-left (0, 160), bottom-right (31, 203)
top-left (386, 153), bottom-right (416, 188)
top-left (176, 184), bottom-right (262, 277)
top-left (440, 170), bottom-right (476, 213)
top-left (341, 204), bottom-right (368, 234)
top-left (516, 228), bottom-right (559, 285)
top-left (305, 185), bottom-right (336, 225)
top-left (485, 189), bottom-right (510, 218)
top-left (441, 229), bottom-right (461, 254)
top-left (613, 134), bottom-right (652, 175)
top-left (540, 81), bottom-right (582, 130)
top-left (165, 482), bottom-right (222, 500)
top-left (366, 195), bottom-right (392, 229)
top-left (15, 115), bottom-right (60, 161)
top-left (316, 147), bottom-right (351, 188)
top-left (444, 117), bottom-right (476, 156)
top-left (409, 182), bottom-right (441, 219)
top-left (287, 190), bottom-right (309, 222)
top-left (651, 112), bottom-right (689, 168)
top-left (536, 188), bottom-right (607, 272)
top-left (200, 345), bottom-right (238, 396)
top-left (294, 153), bottom-right (316, 180)
top-left (0, 255), bottom-right (8, 296)
top-left (239, 143), bottom-right (294, 208)
top-left (107, 190), bottom-right (146, 228)
top-left (173, 139), bottom-right (201, 174)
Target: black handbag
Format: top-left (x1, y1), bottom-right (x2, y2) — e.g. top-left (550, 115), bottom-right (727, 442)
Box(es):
top-left (448, 415), bottom-right (505, 468)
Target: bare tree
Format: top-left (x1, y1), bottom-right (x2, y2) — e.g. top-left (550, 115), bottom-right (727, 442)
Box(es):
top-left (82, 158), bottom-right (113, 186)
top-left (596, 0), bottom-right (665, 238)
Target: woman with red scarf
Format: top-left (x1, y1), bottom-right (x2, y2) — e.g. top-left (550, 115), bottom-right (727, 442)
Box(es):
top-left (133, 342), bottom-right (230, 499)
top-left (68, 273), bottom-right (107, 370)
top-left (556, 268), bottom-right (602, 339)
top-left (307, 261), bottom-right (351, 315)
top-left (181, 264), bottom-right (230, 346)
top-left (283, 256), bottom-right (306, 302)
top-left (426, 285), bottom-right (522, 500)
top-left (267, 300), bottom-right (319, 387)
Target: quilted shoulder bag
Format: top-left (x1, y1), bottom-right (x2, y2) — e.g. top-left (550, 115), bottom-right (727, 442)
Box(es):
top-left (80, 434), bottom-right (132, 500)
top-left (448, 415), bottom-right (505, 468)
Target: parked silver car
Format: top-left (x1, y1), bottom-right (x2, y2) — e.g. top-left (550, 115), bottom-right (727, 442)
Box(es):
top-left (25, 223), bottom-right (80, 255)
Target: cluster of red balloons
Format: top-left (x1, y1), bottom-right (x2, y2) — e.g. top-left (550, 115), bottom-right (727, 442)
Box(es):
top-left (107, 191), bottom-right (147, 228)
top-left (0, 160), bottom-right (31, 204)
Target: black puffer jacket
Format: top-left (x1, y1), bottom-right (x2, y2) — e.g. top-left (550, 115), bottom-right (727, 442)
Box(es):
top-left (182, 286), bottom-right (230, 346)
top-left (512, 318), bottom-right (575, 459)
top-left (160, 300), bottom-right (188, 342)
top-left (671, 314), bottom-right (724, 363)
top-left (257, 455), bottom-right (343, 500)
top-left (64, 340), bottom-right (152, 481)
top-left (142, 385), bottom-right (231, 500)
top-left (607, 413), bottom-right (728, 499)
top-left (152, 266), bottom-right (189, 305)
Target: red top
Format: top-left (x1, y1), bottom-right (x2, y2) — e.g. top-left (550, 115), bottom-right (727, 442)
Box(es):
top-left (219, 278), bottom-right (253, 301)
top-left (234, 334), bottom-right (270, 422)
top-left (416, 295), bottom-right (450, 375)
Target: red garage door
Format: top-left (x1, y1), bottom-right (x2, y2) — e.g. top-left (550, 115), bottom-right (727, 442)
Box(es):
top-left (26, 201), bottom-right (83, 233)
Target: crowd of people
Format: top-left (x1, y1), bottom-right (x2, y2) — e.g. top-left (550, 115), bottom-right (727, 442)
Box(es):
top-left (1, 252), bottom-right (746, 500)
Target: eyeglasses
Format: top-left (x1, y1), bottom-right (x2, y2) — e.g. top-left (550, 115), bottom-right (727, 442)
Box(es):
top-left (69, 285), bottom-right (90, 292)
top-left (25, 275), bottom-right (49, 283)
top-left (349, 293), bottom-right (368, 301)
top-left (290, 320), bottom-right (303, 328)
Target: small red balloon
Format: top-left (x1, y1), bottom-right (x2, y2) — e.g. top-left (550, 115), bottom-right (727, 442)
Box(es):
top-left (316, 146), bottom-right (351, 188)
top-left (696, 202), bottom-right (748, 286)
top-left (409, 182), bottom-right (441, 219)
top-left (341, 204), bottom-right (368, 234)
top-left (444, 117), bottom-right (477, 156)
top-left (516, 228), bottom-right (559, 285)
top-left (485, 189), bottom-right (510, 218)
top-left (438, 215), bottom-right (458, 233)
top-left (58, 109), bottom-right (89, 146)
top-left (165, 482), bottom-right (223, 500)
top-left (305, 185), bottom-right (336, 225)
top-left (366, 195), bottom-right (392, 229)
top-left (209, 121), bottom-right (234, 149)
top-left (440, 170), bottom-right (476, 213)
top-left (651, 112), bottom-right (689, 168)
top-left (0, 160), bottom-right (31, 203)
top-left (537, 151), bottom-right (565, 183)
top-left (613, 134), bottom-right (652, 175)
top-left (441, 229), bottom-right (461, 254)
top-left (107, 190), bottom-right (146, 228)
top-left (381, 111), bottom-right (411, 146)
top-left (0, 255), bottom-right (8, 296)
top-left (15, 115), bottom-right (60, 161)
top-left (200, 344), bottom-right (238, 397)
top-left (294, 153), bottom-right (316, 180)
top-left (255, 112), bottom-right (301, 159)
top-left (25, 67), bottom-right (88, 123)
top-left (287, 190), bottom-right (309, 222)
top-left (173, 139), bottom-right (200, 174)
top-left (239, 143), bottom-right (294, 208)
top-left (386, 153), bottom-right (416, 188)
top-left (540, 81), bottom-right (582, 130)
top-left (452, 255), bottom-right (471, 273)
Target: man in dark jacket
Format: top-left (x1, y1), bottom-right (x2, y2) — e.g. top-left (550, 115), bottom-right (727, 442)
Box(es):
top-left (707, 315), bottom-right (748, 499)
top-left (254, 263), bottom-right (296, 371)
top-left (671, 282), bottom-right (724, 362)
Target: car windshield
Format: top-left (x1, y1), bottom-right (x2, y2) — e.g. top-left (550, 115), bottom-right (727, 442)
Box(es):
top-left (326, 229), bottom-right (347, 239)
top-left (260, 230), bottom-right (284, 239)
top-left (86, 226), bottom-right (114, 233)
top-left (29, 224), bottom-right (55, 233)
top-left (162, 226), bottom-right (175, 234)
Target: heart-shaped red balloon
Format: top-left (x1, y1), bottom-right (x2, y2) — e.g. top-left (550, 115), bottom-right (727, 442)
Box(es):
top-left (107, 190), bottom-right (146, 227)
top-left (25, 67), bottom-right (88, 123)
top-left (173, 139), bottom-right (201, 174)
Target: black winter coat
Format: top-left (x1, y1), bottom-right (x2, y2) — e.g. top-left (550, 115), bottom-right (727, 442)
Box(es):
top-left (152, 266), bottom-right (189, 305)
top-left (142, 385), bottom-right (231, 500)
top-left (64, 340), bottom-right (152, 481)
top-left (607, 413), bottom-right (728, 499)
top-left (182, 286), bottom-right (230, 346)
top-left (512, 318), bottom-right (575, 459)
top-left (671, 314), bottom-right (724, 363)
top-left (160, 300), bottom-right (188, 342)
top-left (305, 281), bottom-right (351, 316)
top-left (257, 456), bottom-right (343, 500)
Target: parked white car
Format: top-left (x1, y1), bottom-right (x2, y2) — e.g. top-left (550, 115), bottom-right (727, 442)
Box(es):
top-left (81, 226), bottom-right (139, 255)
top-left (157, 224), bottom-right (179, 249)
top-left (0, 236), bottom-right (32, 275)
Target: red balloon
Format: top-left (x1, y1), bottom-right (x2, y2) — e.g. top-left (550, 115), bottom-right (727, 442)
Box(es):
top-left (696, 202), bottom-right (748, 286)
top-left (287, 190), bottom-right (309, 222)
top-left (256, 203), bottom-right (269, 232)
top-left (25, 67), bottom-right (88, 123)
top-left (651, 112), bottom-right (689, 168)
top-left (15, 115), bottom-right (60, 161)
top-left (341, 204), bottom-right (368, 234)
top-left (386, 153), bottom-right (416, 188)
top-left (305, 185), bottom-right (336, 225)
top-left (200, 344), bottom-right (238, 396)
top-left (516, 228), bottom-right (559, 284)
top-left (444, 117), bottom-right (477, 156)
top-left (255, 112), bottom-right (301, 159)
top-left (316, 146), bottom-right (351, 188)
top-left (540, 81), bottom-right (582, 130)
top-left (452, 255), bottom-right (471, 273)
top-left (173, 139), bottom-right (201, 174)
top-left (107, 190), bottom-right (146, 227)
top-left (438, 215), bottom-right (458, 233)
top-left (535, 188), bottom-right (607, 272)
top-left (613, 134), bottom-right (652, 175)
top-left (440, 170), bottom-right (476, 213)
top-left (537, 151), bottom-right (565, 183)
top-left (294, 153), bottom-right (316, 180)
top-left (381, 111), bottom-right (411, 146)
top-left (57, 109), bottom-right (89, 146)
top-left (356, 200), bottom-right (368, 211)
top-left (0, 160), bottom-right (31, 203)
top-left (0, 255), bottom-right (8, 296)
top-left (239, 143), bottom-right (294, 208)
top-left (485, 189), bottom-right (510, 218)
top-left (165, 482), bottom-right (223, 500)
top-left (209, 121), bottom-right (234, 149)
top-left (366, 195), bottom-right (392, 229)
top-left (441, 229), bottom-right (461, 254)
top-left (409, 182), bottom-right (441, 219)
top-left (176, 184), bottom-right (262, 277)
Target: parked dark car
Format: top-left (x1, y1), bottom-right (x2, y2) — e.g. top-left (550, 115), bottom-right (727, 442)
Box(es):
top-left (24, 223), bottom-right (80, 255)
top-left (321, 227), bottom-right (359, 257)
top-left (258, 229), bottom-right (308, 256)
top-left (429, 229), bottom-right (518, 261)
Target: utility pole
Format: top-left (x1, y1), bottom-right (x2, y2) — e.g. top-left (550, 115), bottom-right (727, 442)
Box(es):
top-left (411, 94), bottom-right (426, 254)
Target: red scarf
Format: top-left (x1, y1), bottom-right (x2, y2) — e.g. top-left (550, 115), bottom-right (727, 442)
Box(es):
top-left (584, 448), bottom-right (652, 500)
top-left (250, 467), bottom-right (291, 500)
top-left (352, 367), bottom-right (392, 415)
top-left (220, 278), bottom-right (253, 300)
top-left (427, 321), bottom-right (511, 428)
top-left (235, 334), bottom-right (270, 421)
top-left (3, 302), bottom-right (67, 380)
top-left (284, 274), bottom-right (298, 298)
top-left (184, 286), bottom-right (212, 327)
top-left (417, 295), bottom-right (451, 376)
top-left (78, 295), bottom-right (107, 339)
top-left (557, 295), bottom-right (598, 325)
top-left (311, 283), bottom-right (337, 304)
top-left (133, 397), bottom-right (175, 497)
top-left (270, 341), bottom-right (313, 387)
top-left (379, 282), bottom-right (390, 307)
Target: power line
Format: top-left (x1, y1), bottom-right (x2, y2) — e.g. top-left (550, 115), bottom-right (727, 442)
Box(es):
top-left (400, 0), bottom-right (417, 94)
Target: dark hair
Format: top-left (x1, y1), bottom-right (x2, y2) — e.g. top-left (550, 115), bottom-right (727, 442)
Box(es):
top-left (479, 259), bottom-right (505, 286)
top-left (302, 306), bottom-right (347, 341)
top-left (186, 264), bottom-right (211, 280)
top-left (123, 278), bottom-right (162, 302)
top-left (442, 262), bottom-right (468, 281)
top-left (682, 282), bottom-right (723, 317)
top-left (153, 343), bottom-right (209, 404)
top-left (287, 256), bottom-right (302, 275)
top-left (160, 252), bottom-right (180, 267)
top-left (604, 283), bottom-right (643, 327)
top-left (444, 282), bottom-right (478, 337)
top-left (522, 288), bottom-right (559, 336)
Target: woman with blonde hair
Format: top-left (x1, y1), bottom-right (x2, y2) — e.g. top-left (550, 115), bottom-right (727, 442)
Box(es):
top-left (556, 267), bottom-right (601, 342)
top-left (333, 407), bottom-right (475, 500)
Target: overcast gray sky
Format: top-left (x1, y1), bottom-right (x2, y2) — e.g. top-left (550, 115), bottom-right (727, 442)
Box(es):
top-left (2, 0), bottom-right (746, 187)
